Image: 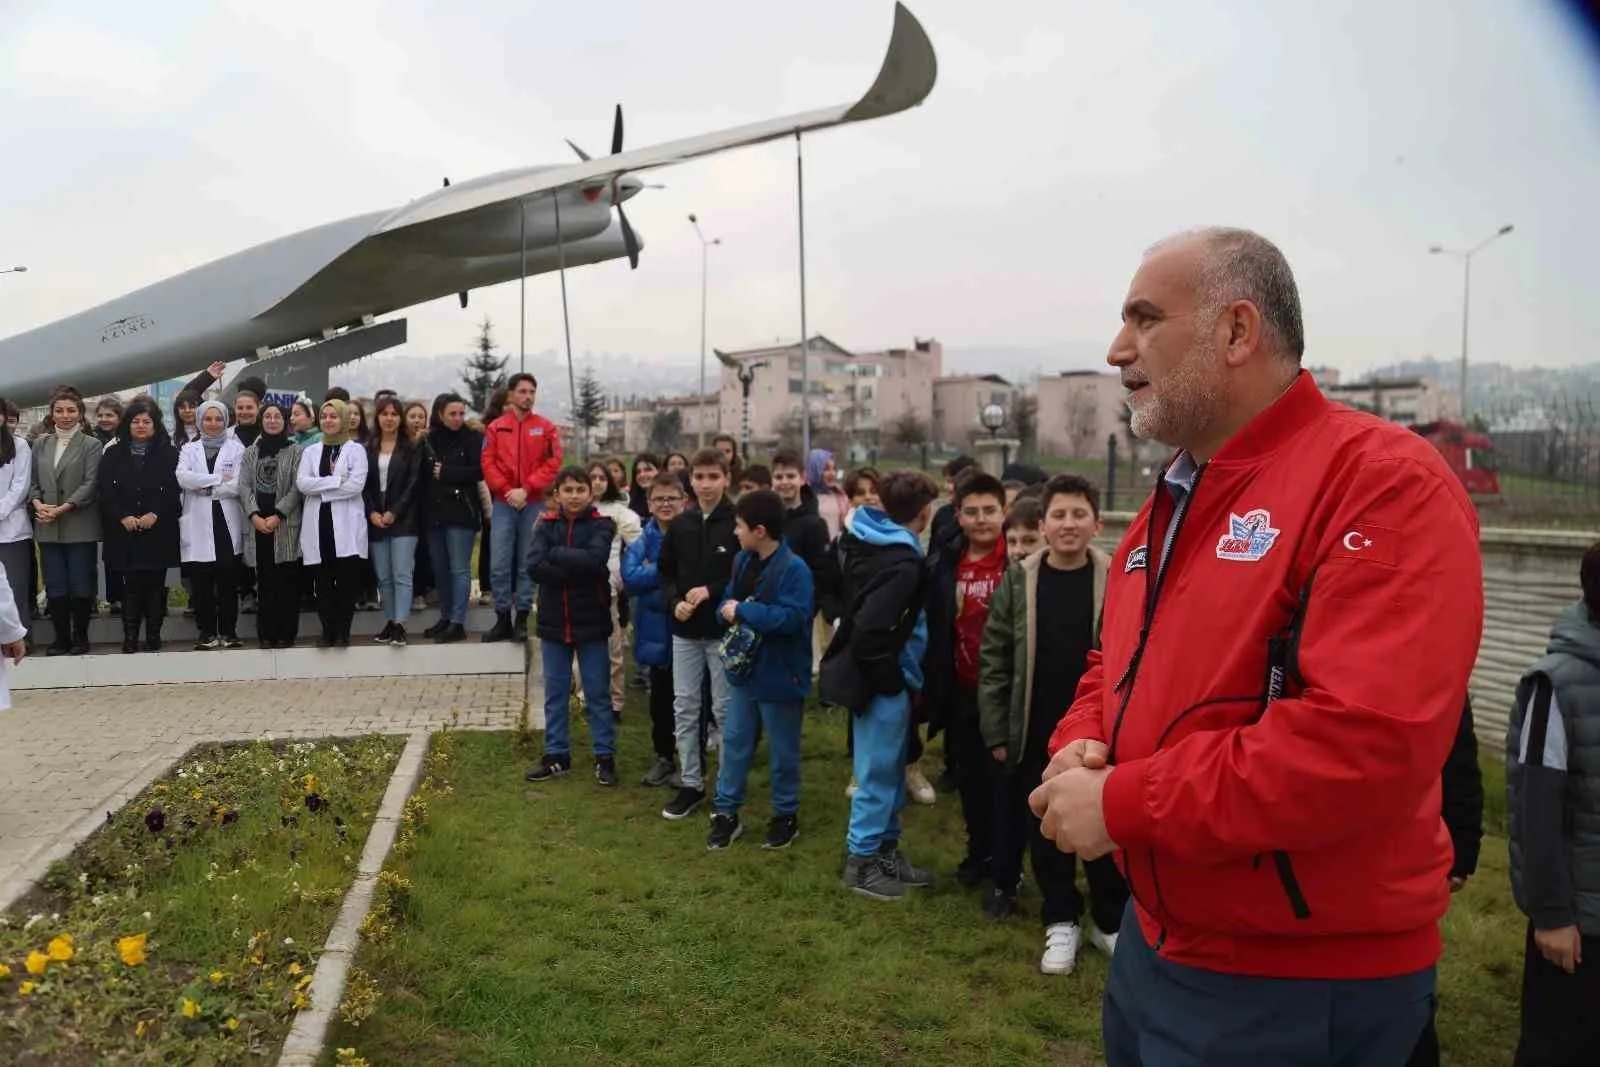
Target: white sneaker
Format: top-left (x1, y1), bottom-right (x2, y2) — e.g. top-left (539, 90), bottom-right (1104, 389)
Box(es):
top-left (1088, 925), bottom-right (1118, 957)
top-left (905, 762), bottom-right (936, 806)
top-left (1041, 922), bottom-right (1081, 975)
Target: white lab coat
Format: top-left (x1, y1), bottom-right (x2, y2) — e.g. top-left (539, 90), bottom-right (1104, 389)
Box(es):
top-left (0, 439), bottom-right (33, 544)
top-left (594, 498), bottom-right (643, 592)
top-left (176, 438), bottom-right (246, 563)
top-left (297, 442), bottom-right (369, 565)
top-left (0, 558), bottom-right (28, 710)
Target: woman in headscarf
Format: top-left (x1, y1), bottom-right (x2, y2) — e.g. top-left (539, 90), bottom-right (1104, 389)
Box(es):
top-left (297, 399), bottom-right (369, 647)
top-left (422, 393), bottom-right (482, 643)
top-left (97, 400), bottom-right (180, 652)
top-left (28, 387), bottom-right (103, 655)
top-left (176, 399), bottom-right (246, 650)
top-left (239, 401), bottom-right (304, 649)
top-left (364, 396), bottom-right (422, 645)
top-left (0, 398), bottom-right (33, 650)
top-left (289, 398), bottom-right (320, 446)
top-left (805, 447), bottom-right (847, 542)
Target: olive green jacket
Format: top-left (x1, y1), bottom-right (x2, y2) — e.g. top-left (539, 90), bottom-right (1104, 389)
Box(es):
top-left (977, 546), bottom-right (1109, 769)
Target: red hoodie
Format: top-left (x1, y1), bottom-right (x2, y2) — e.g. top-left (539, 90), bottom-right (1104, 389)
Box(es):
top-left (481, 409), bottom-right (562, 505)
top-left (1049, 372), bottom-right (1483, 980)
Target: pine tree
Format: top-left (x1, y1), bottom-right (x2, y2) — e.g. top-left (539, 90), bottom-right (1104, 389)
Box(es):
top-left (460, 316), bottom-right (508, 414)
top-left (574, 367), bottom-right (607, 458)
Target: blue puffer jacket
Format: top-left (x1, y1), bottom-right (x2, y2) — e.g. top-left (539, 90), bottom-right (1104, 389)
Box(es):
top-left (720, 542), bottom-right (815, 702)
top-left (527, 505), bottom-right (615, 645)
top-left (622, 519), bottom-right (672, 669)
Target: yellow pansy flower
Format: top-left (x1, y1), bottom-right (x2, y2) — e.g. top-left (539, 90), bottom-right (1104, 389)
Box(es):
top-left (18, 980), bottom-right (36, 996)
top-left (25, 951), bottom-right (49, 976)
top-left (135, 1019), bottom-right (149, 1038)
top-left (0, 963), bottom-right (10, 979)
top-left (287, 962), bottom-right (302, 976)
top-left (118, 934), bottom-right (148, 967)
top-left (209, 970), bottom-right (226, 984)
top-left (225, 1017), bottom-right (240, 1031)
top-left (47, 935), bottom-right (74, 962)
top-left (182, 997), bottom-right (200, 1019)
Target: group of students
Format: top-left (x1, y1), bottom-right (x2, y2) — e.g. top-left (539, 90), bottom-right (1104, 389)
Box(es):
top-left (520, 441), bottom-right (1124, 977)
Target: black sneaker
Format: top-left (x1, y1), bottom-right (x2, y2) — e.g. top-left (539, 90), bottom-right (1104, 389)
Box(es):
top-left (844, 852), bottom-right (905, 901)
top-left (955, 853), bottom-right (991, 889)
top-left (220, 635), bottom-right (244, 650)
top-left (482, 613), bottom-right (512, 642)
top-left (389, 624), bottom-right (407, 647)
top-left (707, 812), bottom-right (742, 850)
top-left (983, 885), bottom-right (1018, 920)
top-left (594, 757), bottom-right (618, 787)
top-left (880, 844), bottom-right (934, 887)
top-left (524, 754), bottom-right (571, 782)
top-left (423, 619), bottom-right (447, 639)
top-left (511, 610), bottom-right (530, 642)
top-left (661, 786), bottom-right (706, 821)
top-left (763, 814), bottom-right (800, 850)
top-left (374, 621), bottom-right (395, 643)
top-left (435, 622), bottom-right (466, 643)
top-left (194, 635), bottom-right (221, 651)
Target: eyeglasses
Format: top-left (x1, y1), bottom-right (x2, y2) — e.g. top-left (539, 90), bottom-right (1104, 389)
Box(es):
top-left (652, 496), bottom-right (685, 506)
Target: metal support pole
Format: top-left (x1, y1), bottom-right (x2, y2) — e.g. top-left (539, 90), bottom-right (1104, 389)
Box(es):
top-left (699, 240), bottom-right (709, 449)
top-left (795, 131), bottom-right (810, 457)
top-left (554, 194), bottom-right (579, 460)
top-left (1458, 256), bottom-right (1472, 423)
top-left (518, 201), bottom-right (527, 374)
top-left (1107, 433), bottom-right (1119, 512)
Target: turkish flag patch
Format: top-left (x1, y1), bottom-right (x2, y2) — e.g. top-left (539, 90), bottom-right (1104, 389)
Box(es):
top-left (1329, 524), bottom-right (1397, 566)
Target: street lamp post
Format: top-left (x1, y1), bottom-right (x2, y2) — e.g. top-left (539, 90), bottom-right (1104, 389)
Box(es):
top-left (1430, 224), bottom-right (1514, 422)
top-left (980, 402), bottom-right (1009, 469)
top-left (688, 214), bottom-right (721, 449)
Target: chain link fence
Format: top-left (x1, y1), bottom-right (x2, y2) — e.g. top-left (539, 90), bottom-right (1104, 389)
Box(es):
top-left (1472, 395), bottom-right (1600, 527)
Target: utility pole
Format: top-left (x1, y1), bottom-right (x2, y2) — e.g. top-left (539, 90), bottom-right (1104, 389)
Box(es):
top-left (1429, 224), bottom-right (1514, 422)
top-left (689, 214), bottom-right (721, 449)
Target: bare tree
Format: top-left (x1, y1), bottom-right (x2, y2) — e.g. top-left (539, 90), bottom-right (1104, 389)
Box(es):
top-left (1009, 394), bottom-right (1038, 458)
top-left (889, 410), bottom-right (930, 450)
top-left (649, 408), bottom-right (683, 453)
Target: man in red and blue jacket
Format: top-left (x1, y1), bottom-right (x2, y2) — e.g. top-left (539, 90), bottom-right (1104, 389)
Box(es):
top-left (480, 372), bottom-right (562, 642)
top-left (1029, 228), bottom-right (1484, 1066)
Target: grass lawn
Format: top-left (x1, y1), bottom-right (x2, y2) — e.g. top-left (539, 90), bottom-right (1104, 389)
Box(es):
top-left (1, 735), bottom-right (404, 1064)
top-left (327, 694), bottom-right (1524, 1066)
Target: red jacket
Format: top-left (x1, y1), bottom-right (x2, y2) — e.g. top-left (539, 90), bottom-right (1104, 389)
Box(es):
top-left (480, 410), bottom-right (562, 505)
top-left (1049, 372), bottom-right (1482, 980)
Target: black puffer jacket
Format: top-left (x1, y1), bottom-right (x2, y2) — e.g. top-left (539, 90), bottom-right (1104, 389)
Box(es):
top-left (528, 505), bottom-right (615, 644)
top-left (785, 486), bottom-right (841, 620)
top-left (363, 440), bottom-right (424, 540)
top-left (659, 498), bottom-right (740, 639)
top-left (423, 425), bottom-right (484, 530)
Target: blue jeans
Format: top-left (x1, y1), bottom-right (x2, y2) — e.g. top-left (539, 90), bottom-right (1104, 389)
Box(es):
top-left (714, 690), bottom-right (803, 818)
top-left (846, 691), bottom-right (910, 857)
top-left (1104, 900), bottom-right (1434, 1066)
top-left (672, 636), bottom-right (732, 791)
top-left (541, 638), bottom-right (617, 759)
top-left (489, 500), bottom-right (536, 614)
top-left (371, 535), bottom-right (418, 623)
top-left (40, 541), bottom-right (98, 599)
top-left (428, 526), bottom-right (477, 625)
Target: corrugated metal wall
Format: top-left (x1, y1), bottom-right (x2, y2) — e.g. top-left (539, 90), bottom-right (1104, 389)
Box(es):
top-left (1093, 514), bottom-right (1594, 746)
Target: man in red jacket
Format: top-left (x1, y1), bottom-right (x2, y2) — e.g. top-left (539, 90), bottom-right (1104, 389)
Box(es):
top-left (480, 372), bottom-right (562, 641)
top-left (1029, 227), bottom-right (1483, 1066)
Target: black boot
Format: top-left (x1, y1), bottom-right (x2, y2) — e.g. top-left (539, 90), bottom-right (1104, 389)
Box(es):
top-left (435, 622), bottom-right (466, 644)
top-left (143, 582), bottom-right (165, 651)
top-left (512, 610), bottom-right (530, 642)
top-left (45, 597), bottom-right (71, 656)
top-left (121, 594), bottom-right (142, 653)
top-left (70, 597), bottom-right (93, 655)
top-left (482, 611), bottom-right (512, 643)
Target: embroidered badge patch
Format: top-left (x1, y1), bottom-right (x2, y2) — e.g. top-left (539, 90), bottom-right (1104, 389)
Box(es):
top-left (1125, 546), bottom-right (1149, 573)
top-left (1215, 509), bottom-right (1281, 562)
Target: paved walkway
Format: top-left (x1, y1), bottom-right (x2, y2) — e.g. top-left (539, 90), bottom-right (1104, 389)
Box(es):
top-left (0, 676), bottom-right (525, 909)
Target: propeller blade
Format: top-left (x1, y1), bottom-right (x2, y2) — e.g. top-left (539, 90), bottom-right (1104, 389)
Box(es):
top-left (458, 291), bottom-right (469, 309)
top-left (610, 103), bottom-right (623, 155)
top-left (617, 205), bottom-right (640, 270)
top-left (442, 177), bottom-right (450, 187)
top-left (565, 139), bottom-right (591, 162)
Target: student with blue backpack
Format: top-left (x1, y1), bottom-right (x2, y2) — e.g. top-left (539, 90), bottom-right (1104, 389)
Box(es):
top-left (623, 472), bottom-right (689, 788)
top-left (707, 490), bottom-right (815, 851)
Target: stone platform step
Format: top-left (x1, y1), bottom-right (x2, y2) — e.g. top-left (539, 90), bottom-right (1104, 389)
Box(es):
top-left (46, 606), bottom-right (505, 646)
top-left (11, 638), bottom-right (526, 690)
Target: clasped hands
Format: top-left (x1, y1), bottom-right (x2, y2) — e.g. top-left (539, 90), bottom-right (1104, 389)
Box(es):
top-left (673, 586), bottom-right (711, 623)
top-left (1026, 738), bottom-right (1120, 860)
top-left (119, 513), bottom-right (159, 533)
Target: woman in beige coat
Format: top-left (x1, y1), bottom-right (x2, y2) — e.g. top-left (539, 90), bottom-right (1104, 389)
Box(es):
top-left (28, 387), bottom-right (102, 655)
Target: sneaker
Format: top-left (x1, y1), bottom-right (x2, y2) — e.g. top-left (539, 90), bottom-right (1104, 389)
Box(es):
top-left (905, 762), bottom-right (937, 806)
top-left (661, 786), bottom-right (706, 821)
top-left (220, 635), bottom-right (244, 650)
top-left (524, 754), bottom-right (571, 782)
top-left (955, 853), bottom-right (991, 889)
top-left (640, 756), bottom-right (677, 788)
top-left (594, 757), bottom-right (618, 787)
top-left (707, 812), bottom-right (743, 850)
top-left (194, 636), bottom-right (221, 651)
top-left (1041, 922), bottom-right (1081, 975)
top-left (880, 844), bottom-right (933, 887)
top-left (423, 618), bottom-right (448, 639)
top-left (374, 621), bottom-right (396, 643)
top-left (1088, 925), bottom-right (1119, 958)
top-left (435, 623), bottom-right (466, 643)
top-left (482, 613), bottom-right (512, 642)
top-left (763, 814), bottom-right (800, 850)
top-left (983, 886), bottom-right (1018, 920)
top-left (844, 777), bottom-right (859, 799)
top-left (389, 624), bottom-right (407, 647)
top-left (412, 596), bottom-right (427, 612)
top-left (844, 852), bottom-right (904, 901)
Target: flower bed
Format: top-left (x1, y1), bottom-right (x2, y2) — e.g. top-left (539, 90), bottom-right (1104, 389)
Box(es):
top-left (0, 734), bottom-right (405, 1064)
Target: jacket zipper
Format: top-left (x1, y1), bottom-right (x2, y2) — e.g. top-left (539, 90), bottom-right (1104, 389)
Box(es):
top-left (1104, 463), bottom-right (1205, 951)
top-left (562, 516), bottom-right (573, 644)
top-left (1249, 576), bottom-right (1317, 920)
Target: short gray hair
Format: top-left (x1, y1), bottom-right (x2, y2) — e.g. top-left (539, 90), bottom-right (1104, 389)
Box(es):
top-left (1151, 227), bottom-right (1305, 362)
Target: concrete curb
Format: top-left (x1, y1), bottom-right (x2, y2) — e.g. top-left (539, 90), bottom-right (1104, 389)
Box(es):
top-left (0, 744), bottom-right (186, 913)
top-left (276, 729), bottom-right (432, 1067)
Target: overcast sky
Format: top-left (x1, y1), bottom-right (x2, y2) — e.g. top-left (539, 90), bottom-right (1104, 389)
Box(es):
top-left (2, 0), bottom-right (1597, 386)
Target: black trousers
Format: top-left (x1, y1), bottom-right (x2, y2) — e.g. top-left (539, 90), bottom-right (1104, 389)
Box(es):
top-left (255, 547), bottom-right (301, 644)
top-left (185, 557), bottom-right (239, 639)
top-left (649, 665), bottom-right (676, 760)
top-left (948, 686), bottom-right (993, 862)
top-left (120, 570), bottom-right (166, 638)
top-left (237, 562), bottom-right (256, 602)
top-left (1515, 923), bottom-right (1600, 1066)
top-left (992, 752), bottom-right (1128, 929)
top-left (316, 555), bottom-right (361, 640)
